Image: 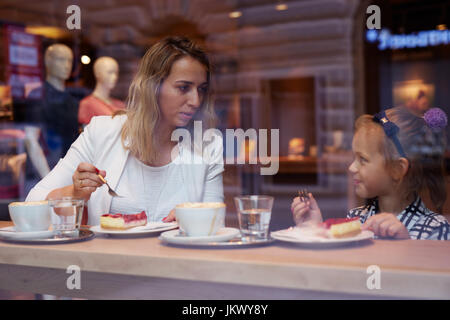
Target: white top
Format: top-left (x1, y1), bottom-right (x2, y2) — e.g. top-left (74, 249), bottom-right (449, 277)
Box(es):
top-left (110, 155), bottom-right (186, 222)
top-left (26, 115), bottom-right (224, 226)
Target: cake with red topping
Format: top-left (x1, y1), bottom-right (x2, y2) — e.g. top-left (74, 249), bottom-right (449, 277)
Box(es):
top-left (100, 211), bottom-right (147, 230)
top-left (321, 217), bottom-right (361, 238)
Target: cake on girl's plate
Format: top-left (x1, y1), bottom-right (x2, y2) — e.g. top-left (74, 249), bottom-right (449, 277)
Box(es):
top-left (100, 211), bottom-right (147, 230)
top-left (319, 217), bottom-right (362, 238)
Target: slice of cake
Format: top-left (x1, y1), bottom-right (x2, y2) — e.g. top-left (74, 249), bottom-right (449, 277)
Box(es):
top-left (100, 211), bottom-right (147, 230)
top-left (321, 217), bottom-right (361, 238)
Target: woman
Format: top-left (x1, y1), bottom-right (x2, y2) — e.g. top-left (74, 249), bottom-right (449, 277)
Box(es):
top-left (26, 37), bottom-right (224, 225)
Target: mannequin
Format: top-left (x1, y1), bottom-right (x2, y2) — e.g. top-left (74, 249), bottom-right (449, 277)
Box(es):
top-left (78, 56), bottom-right (125, 125)
top-left (27, 43), bottom-right (79, 169)
top-left (45, 44), bottom-right (73, 91)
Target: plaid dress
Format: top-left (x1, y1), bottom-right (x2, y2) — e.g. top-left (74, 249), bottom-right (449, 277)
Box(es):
top-left (348, 197), bottom-right (450, 240)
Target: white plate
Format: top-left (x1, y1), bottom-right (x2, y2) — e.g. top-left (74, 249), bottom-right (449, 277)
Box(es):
top-left (0, 226), bottom-right (55, 240)
top-left (159, 227), bottom-right (240, 245)
top-left (271, 226), bottom-right (374, 247)
top-left (90, 221), bottom-right (178, 237)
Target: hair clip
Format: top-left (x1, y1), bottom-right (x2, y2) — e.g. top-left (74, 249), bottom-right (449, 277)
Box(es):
top-left (373, 110), bottom-right (407, 158)
top-left (423, 108), bottom-right (448, 132)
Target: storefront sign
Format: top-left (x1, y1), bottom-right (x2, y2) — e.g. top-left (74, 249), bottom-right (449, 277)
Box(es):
top-left (3, 24), bottom-right (43, 99)
top-left (9, 44), bottom-right (39, 67)
top-left (366, 29), bottom-right (450, 50)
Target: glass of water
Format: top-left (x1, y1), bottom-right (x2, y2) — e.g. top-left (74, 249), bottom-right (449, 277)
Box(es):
top-left (48, 197), bottom-right (84, 237)
top-left (234, 195), bottom-right (274, 240)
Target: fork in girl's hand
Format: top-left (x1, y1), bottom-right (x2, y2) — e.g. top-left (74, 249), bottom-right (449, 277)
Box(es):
top-left (294, 189), bottom-right (309, 226)
top-left (295, 189), bottom-right (315, 227)
top-left (298, 189), bottom-right (309, 203)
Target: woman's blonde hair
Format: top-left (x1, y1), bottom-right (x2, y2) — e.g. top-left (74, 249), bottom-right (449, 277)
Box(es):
top-left (114, 36), bottom-right (217, 164)
top-left (355, 107), bottom-right (447, 212)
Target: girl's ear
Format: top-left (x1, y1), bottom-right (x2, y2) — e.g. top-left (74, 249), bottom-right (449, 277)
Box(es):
top-left (391, 158), bottom-right (410, 181)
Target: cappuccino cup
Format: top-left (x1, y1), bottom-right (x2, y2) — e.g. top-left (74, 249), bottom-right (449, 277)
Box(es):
top-left (8, 201), bottom-right (51, 232)
top-left (175, 202), bottom-right (226, 237)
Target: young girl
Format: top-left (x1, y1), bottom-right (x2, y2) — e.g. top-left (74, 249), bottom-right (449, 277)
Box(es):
top-left (291, 106), bottom-right (450, 240)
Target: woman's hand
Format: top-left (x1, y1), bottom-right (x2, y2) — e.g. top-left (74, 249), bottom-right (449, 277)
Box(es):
top-left (291, 193), bottom-right (323, 226)
top-left (163, 209), bottom-right (176, 222)
top-left (362, 213), bottom-right (410, 239)
top-left (72, 162), bottom-right (106, 201)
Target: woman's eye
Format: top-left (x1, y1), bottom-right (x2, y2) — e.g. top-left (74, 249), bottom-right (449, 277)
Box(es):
top-left (198, 86), bottom-right (208, 94)
top-left (178, 85), bottom-right (189, 93)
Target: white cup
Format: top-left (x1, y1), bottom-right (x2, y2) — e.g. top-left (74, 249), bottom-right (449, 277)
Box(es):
top-left (175, 202), bottom-right (226, 237)
top-left (8, 201), bottom-right (51, 232)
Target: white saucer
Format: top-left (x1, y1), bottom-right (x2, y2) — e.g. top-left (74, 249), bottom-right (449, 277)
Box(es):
top-left (271, 226), bottom-right (374, 247)
top-left (159, 227), bottom-right (240, 245)
top-left (0, 226), bottom-right (54, 240)
top-left (90, 221), bottom-right (178, 237)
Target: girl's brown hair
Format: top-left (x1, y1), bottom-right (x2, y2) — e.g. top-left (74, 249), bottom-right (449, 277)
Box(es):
top-left (355, 107), bottom-right (447, 213)
top-left (114, 36), bottom-right (216, 164)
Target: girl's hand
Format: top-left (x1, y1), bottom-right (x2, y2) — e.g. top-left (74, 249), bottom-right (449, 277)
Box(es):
top-left (362, 213), bottom-right (410, 239)
top-left (291, 193), bottom-right (323, 226)
top-left (163, 209), bottom-right (176, 222)
top-left (72, 162), bottom-right (106, 201)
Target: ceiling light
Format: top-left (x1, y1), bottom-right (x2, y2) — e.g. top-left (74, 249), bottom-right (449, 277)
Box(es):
top-left (81, 55), bottom-right (91, 65)
top-left (275, 3), bottom-right (288, 11)
top-left (229, 11), bottom-right (242, 19)
top-left (25, 26), bottom-right (70, 39)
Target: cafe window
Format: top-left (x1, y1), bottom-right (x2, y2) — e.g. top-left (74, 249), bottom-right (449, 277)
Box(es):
top-left (1, 0), bottom-right (449, 225)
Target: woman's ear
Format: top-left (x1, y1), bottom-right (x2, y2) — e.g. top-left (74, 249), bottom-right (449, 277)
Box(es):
top-left (391, 158), bottom-right (410, 181)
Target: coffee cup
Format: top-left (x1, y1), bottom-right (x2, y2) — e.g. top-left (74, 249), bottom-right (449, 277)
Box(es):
top-left (175, 202), bottom-right (226, 237)
top-left (8, 200), bottom-right (51, 232)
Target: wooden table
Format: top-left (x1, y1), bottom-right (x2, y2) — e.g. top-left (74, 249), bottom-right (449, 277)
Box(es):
top-left (0, 221), bottom-right (449, 299)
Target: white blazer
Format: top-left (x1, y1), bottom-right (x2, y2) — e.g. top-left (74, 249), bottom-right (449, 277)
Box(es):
top-left (26, 115), bottom-right (224, 225)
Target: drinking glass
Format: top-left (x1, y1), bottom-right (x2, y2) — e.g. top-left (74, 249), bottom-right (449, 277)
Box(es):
top-left (234, 195), bottom-right (274, 240)
top-left (48, 197), bottom-right (84, 237)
